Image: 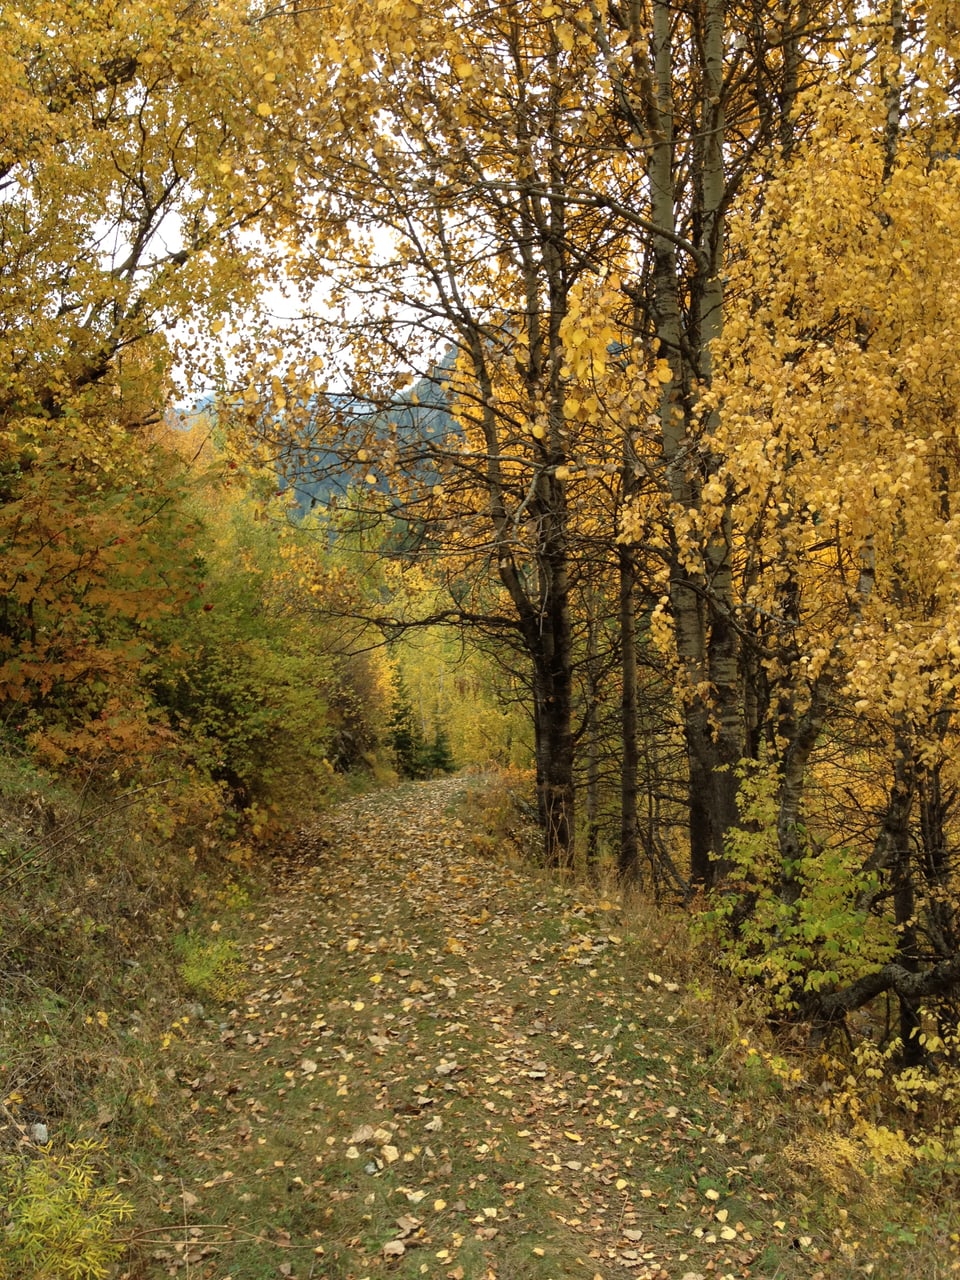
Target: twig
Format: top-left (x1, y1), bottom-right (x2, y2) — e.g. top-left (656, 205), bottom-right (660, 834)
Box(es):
top-left (0, 779), bottom-right (173, 889)
top-left (0, 1098), bottom-right (45, 1149)
top-left (617, 1193), bottom-right (630, 1232)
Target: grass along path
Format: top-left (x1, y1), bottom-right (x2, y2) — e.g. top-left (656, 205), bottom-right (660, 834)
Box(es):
top-left (127, 776), bottom-right (956, 1280)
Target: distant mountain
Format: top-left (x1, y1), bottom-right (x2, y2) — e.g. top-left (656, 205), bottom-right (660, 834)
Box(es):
top-left (169, 351), bottom-right (459, 520)
top-left (278, 355), bottom-right (458, 518)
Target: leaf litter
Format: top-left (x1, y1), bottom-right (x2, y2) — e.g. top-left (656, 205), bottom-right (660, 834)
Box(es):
top-left (132, 777), bottom-right (937, 1280)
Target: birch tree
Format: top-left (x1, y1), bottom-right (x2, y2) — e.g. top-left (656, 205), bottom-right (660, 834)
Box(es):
top-left (0, 0), bottom-right (297, 731)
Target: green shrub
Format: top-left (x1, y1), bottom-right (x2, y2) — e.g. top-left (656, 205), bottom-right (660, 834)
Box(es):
top-left (699, 760), bottom-right (895, 1012)
top-left (174, 933), bottom-right (246, 1003)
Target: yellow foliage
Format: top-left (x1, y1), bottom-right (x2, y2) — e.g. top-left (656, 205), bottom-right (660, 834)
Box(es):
top-left (711, 75), bottom-right (960, 731)
top-left (0, 1140), bottom-right (132, 1280)
top-left (818, 1016), bottom-right (960, 1171)
top-left (782, 1128), bottom-right (909, 1210)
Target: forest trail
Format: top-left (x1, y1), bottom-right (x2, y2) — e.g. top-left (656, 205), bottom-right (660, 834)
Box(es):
top-left (135, 777), bottom-right (898, 1280)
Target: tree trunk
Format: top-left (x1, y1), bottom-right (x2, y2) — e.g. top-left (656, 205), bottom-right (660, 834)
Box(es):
top-left (886, 735), bottom-right (921, 1063)
top-left (584, 595), bottom-right (601, 871)
top-left (534, 663), bottom-right (575, 868)
top-left (647, 0), bottom-right (739, 886)
top-left (619, 540), bottom-right (640, 883)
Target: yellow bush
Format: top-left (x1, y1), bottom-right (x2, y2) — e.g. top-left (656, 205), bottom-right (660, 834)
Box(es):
top-left (0, 1140), bottom-right (131, 1280)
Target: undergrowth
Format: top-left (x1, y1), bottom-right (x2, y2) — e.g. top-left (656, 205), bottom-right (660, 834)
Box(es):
top-left (174, 933), bottom-right (247, 1004)
top-left (0, 1139), bottom-right (132, 1280)
top-left (0, 746), bottom-right (251, 1277)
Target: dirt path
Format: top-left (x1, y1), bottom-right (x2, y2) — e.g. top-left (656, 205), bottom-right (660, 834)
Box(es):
top-left (133, 777), bottom-right (875, 1280)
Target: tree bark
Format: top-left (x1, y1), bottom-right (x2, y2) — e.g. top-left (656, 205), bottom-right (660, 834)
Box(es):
top-left (619, 542), bottom-right (640, 882)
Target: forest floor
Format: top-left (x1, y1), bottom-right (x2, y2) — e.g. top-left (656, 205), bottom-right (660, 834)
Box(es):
top-left (123, 776), bottom-right (958, 1280)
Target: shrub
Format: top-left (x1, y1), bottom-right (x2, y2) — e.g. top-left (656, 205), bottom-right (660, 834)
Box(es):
top-left (174, 933), bottom-right (246, 1004)
top-left (0, 1140), bottom-right (132, 1280)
